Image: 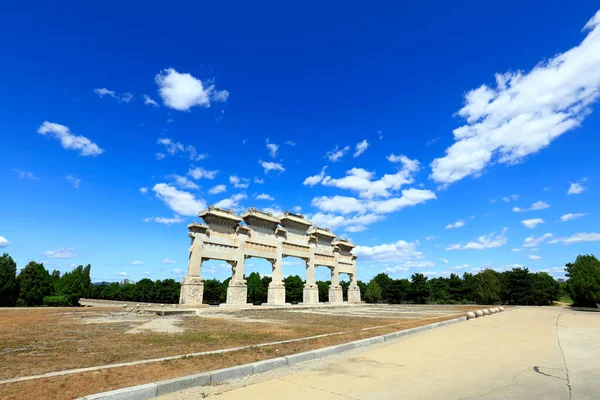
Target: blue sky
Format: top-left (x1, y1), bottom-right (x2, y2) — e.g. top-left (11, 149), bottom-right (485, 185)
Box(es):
top-left (2, 2), bottom-right (600, 283)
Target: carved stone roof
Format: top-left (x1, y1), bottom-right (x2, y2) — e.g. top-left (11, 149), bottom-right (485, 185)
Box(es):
top-left (199, 206), bottom-right (243, 222)
top-left (187, 222), bottom-right (209, 233)
top-left (308, 226), bottom-right (337, 239)
top-left (332, 238), bottom-right (355, 249)
top-left (280, 211), bottom-right (312, 228)
top-left (241, 208), bottom-right (281, 224)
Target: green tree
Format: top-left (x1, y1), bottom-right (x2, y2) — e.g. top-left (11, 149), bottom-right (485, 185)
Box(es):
top-left (447, 273), bottom-right (463, 302)
top-left (17, 261), bottom-right (52, 306)
top-left (474, 269), bottom-right (501, 304)
top-left (364, 279), bottom-right (382, 303)
top-left (134, 278), bottom-right (155, 302)
top-left (0, 253), bottom-right (19, 306)
top-left (462, 272), bottom-right (477, 302)
top-left (357, 280), bottom-right (367, 299)
top-left (565, 254), bottom-right (600, 307)
top-left (340, 280), bottom-right (350, 301)
top-left (500, 268), bottom-right (532, 305)
top-left (372, 273), bottom-right (393, 303)
top-left (429, 277), bottom-right (451, 303)
top-left (388, 279), bottom-right (411, 304)
top-left (316, 280), bottom-right (329, 302)
top-left (284, 275), bottom-right (304, 304)
top-left (204, 279), bottom-right (225, 304)
top-left (246, 272), bottom-right (267, 305)
top-left (530, 272), bottom-right (559, 306)
top-left (410, 273), bottom-right (429, 304)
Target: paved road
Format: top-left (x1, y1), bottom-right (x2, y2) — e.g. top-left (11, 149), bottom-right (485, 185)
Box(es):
top-left (164, 307), bottom-right (600, 399)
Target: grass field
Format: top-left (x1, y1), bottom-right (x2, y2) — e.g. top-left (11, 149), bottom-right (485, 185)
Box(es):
top-left (0, 304), bottom-right (483, 399)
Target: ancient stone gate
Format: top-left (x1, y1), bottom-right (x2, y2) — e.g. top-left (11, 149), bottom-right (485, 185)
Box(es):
top-left (179, 206), bottom-right (361, 307)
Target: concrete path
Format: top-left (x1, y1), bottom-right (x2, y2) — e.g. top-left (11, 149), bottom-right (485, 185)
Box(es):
top-left (162, 307), bottom-right (600, 399)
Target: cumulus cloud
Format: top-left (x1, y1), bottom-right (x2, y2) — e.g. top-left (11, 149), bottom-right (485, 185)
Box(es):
top-left (94, 88), bottom-right (133, 103)
top-left (152, 183), bottom-right (206, 216)
top-left (65, 175), bottom-right (81, 189)
top-left (311, 212), bottom-right (383, 232)
top-left (568, 182), bottom-right (585, 195)
top-left (143, 95), bottom-right (158, 107)
top-left (259, 160), bottom-right (285, 173)
top-left (0, 236), bottom-right (9, 248)
top-left (521, 218), bottom-right (544, 229)
top-left (441, 258), bottom-right (449, 264)
top-left (167, 174), bottom-right (199, 190)
top-left (561, 213), bottom-right (588, 222)
top-left (144, 215), bottom-right (184, 224)
top-left (353, 140), bottom-right (369, 157)
top-left (446, 228), bottom-right (508, 250)
top-left (214, 193), bottom-right (247, 210)
top-left (522, 233), bottom-right (553, 247)
top-left (208, 184), bottom-right (226, 194)
top-left (155, 68), bottom-right (228, 111)
top-left (528, 255), bottom-right (542, 261)
top-left (157, 138), bottom-right (207, 162)
top-left (311, 189), bottom-right (436, 215)
top-left (430, 11), bottom-right (600, 185)
top-left (44, 248), bottom-right (77, 259)
top-left (188, 167), bottom-right (218, 180)
top-left (37, 121), bottom-right (103, 156)
top-left (266, 142), bottom-right (279, 158)
top-left (140, 187), bottom-right (148, 194)
top-left (320, 156), bottom-right (421, 199)
top-left (117, 272), bottom-right (128, 277)
top-left (303, 166), bottom-right (327, 187)
top-left (326, 145), bottom-right (350, 162)
top-left (354, 240), bottom-right (432, 270)
top-left (445, 220), bottom-right (465, 230)
top-left (255, 193), bottom-right (274, 201)
top-left (161, 259), bottom-right (176, 264)
top-left (229, 175), bottom-right (249, 189)
top-left (512, 201), bottom-right (550, 212)
top-left (130, 260), bottom-right (143, 265)
top-left (549, 232), bottom-right (600, 245)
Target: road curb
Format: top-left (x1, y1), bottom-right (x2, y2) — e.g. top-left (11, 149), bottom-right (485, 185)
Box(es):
top-left (78, 315), bottom-right (472, 400)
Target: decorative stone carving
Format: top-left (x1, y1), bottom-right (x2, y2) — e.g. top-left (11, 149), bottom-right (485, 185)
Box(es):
top-left (265, 281), bottom-right (287, 305)
top-left (302, 284), bottom-right (319, 304)
top-left (179, 276), bottom-right (205, 306)
top-left (348, 286), bottom-right (361, 303)
top-left (328, 285), bottom-right (343, 303)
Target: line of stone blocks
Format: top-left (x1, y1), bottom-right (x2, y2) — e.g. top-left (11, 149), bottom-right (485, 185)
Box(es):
top-left (210, 364), bottom-right (253, 384)
top-left (284, 350), bottom-right (316, 365)
top-left (81, 383), bottom-right (158, 400)
top-left (156, 373), bottom-right (211, 396)
top-left (251, 357), bottom-right (287, 374)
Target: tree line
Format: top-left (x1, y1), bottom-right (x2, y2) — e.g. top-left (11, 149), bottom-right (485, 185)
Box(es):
top-left (1, 252), bottom-right (599, 307)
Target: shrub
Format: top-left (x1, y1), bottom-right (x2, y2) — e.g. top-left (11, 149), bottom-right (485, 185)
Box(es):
top-left (43, 295), bottom-right (75, 307)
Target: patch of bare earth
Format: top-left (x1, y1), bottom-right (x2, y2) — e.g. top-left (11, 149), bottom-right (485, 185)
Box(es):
top-left (0, 305), bottom-right (486, 400)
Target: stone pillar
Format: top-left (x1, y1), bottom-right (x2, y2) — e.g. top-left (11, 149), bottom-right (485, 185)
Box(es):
top-left (348, 273), bottom-right (361, 303)
top-left (303, 258), bottom-right (319, 304)
top-left (224, 257), bottom-right (250, 307)
top-left (266, 258), bottom-right (288, 305)
top-left (179, 276), bottom-right (205, 306)
top-left (328, 266), bottom-right (343, 303)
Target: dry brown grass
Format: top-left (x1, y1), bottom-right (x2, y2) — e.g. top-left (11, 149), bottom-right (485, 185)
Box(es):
top-left (0, 305), bottom-right (486, 399)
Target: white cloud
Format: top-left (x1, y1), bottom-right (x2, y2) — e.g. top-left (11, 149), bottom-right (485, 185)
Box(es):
top-left (561, 213), bottom-right (588, 222)
top-left (214, 193), bottom-right (247, 210)
top-left (353, 139), bottom-right (369, 157)
top-left (311, 196), bottom-right (364, 214)
top-left (528, 255), bottom-right (542, 261)
top-left (446, 228), bottom-right (508, 250)
top-left (311, 212), bottom-right (383, 232)
top-left (144, 215), bottom-right (184, 224)
top-left (450, 264), bottom-right (469, 270)
top-left (208, 184), bottom-right (226, 194)
top-left (284, 140), bottom-right (296, 146)
top-left (311, 189), bottom-right (436, 215)
top-left (321, 157), bottom-right (421, 199)
top-left (37, 121), bottom-right (103, 156)
top-left (167, 175), bottom-right (199, 190)
top-left (262, 206), bottom-right (284, 216)
top-left (130, 260), bottom-right (143, 265)
top-left (140, 187), bottom-right (148, 194)
top-left (188, 167), bottom-right (218, 180)
top-left (513, 201), bottom-right (550, 212)
top-left (0, 236), bottom-right (9, 248)
top-left (568, 182), bottom-right (585, 195)
top-left (441, 258), bottom-right (448, 264)
top-left (445, 220), bottom-right (465, 230)
top-left (425, 235), bottom-right (435, 240)
top-left (44, 247), bottom-right (77, 259)
top-left (229, 175), bottom-right (249, 188)
top-left (256, 193), bottom-right (274, 201)
top-left (386, 154), bottom-right (421, 173)
top-left (266, 142), bottom-right (279, 158)
top-left (155, 68), bottom-right (228, 111)
top-left (292, 206), bottom-right (302, 213)
top-left (117, 272), bottom-right (128, 277)
top-left (522, 233), bottom-right (553, 247)
top-left (155, 153), bottom-right (166, 160)
top-left (521, 218), bottom-right (544, 229)
top-left (171, 268), bottom-right (185, 275)
top-left (161, 258), bottom-right (176, 264)
top-left (303, 166), bottom-right (327, 187)
top-left (326, 145), bottom-right (350, 162)
top-left (94, 88), bottom-right (132, 103)
top-left (354, 240), bottom-right (432, 270)
top-left (12, 169), bottom-right (39, 180)
top-left (143, 95), bottom-right (158, 107)
top-left (153, 183), bottom-right (206, 216)
top-left (254, 177), bottom-right (264, 184)
top-left (157, 138), bottom-right (207, 161)
top-left (65, 175), bottom-right (81, 189)
top-left (549, 232), bottom-right (600, 245)
top-left (430, 11), bottom-right (600, 185)
top-left (259, 160), bottom-right (285, 173)
top-left (511, 248), bottom-right (524, 252)
top-left (501, 194), bottom-right (519, 202)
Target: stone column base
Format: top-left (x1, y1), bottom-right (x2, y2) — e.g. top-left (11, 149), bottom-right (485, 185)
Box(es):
top-left (221, 281), bottom-right (252, 307)
top-left (179, 276), bottom-right (205, 306)
top-left (328, 285), bottom-right (343, 303)
top-left (302, 284), bottom-right (319, 304)
top-left (263, 282), bottom-right (290, 306)
top-left (348, 285), bottom-right (361, 303)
